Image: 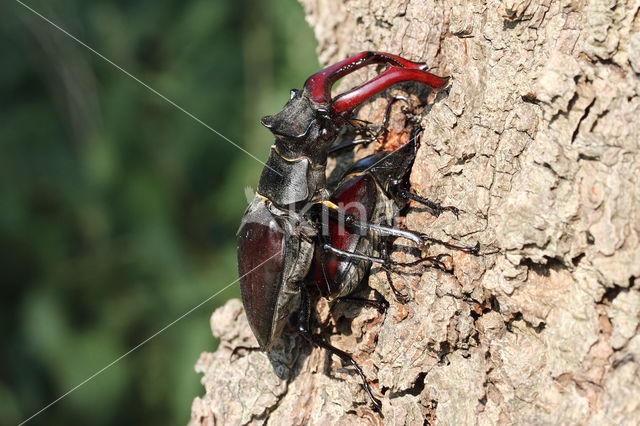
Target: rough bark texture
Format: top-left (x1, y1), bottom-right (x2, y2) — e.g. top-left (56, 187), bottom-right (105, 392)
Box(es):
top-left (190, 0), bottom-right (640, 424)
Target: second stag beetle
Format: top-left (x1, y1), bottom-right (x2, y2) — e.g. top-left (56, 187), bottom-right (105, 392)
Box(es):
top-left (237, 51), bottom-right (479, 411)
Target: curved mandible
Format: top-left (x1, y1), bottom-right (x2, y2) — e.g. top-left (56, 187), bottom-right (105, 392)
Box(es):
top-left (303, 51), bottom-right (449, 113)
top-left (330, 67), bottom-right (449, 115)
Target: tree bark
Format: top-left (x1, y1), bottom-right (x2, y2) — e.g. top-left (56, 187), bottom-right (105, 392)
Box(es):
top-left (190, 0), bottom-right (640, 424)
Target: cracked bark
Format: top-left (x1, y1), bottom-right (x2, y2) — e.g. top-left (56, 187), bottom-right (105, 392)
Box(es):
top-left (190, 0), bottom-right (640, 424)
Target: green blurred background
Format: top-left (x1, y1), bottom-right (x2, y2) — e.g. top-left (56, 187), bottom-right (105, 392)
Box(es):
top-left (0, 0), bottom-right (317, 424)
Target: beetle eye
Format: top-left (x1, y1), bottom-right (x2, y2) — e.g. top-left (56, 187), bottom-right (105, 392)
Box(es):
top-left (290, 89), bottom-right (298, 100)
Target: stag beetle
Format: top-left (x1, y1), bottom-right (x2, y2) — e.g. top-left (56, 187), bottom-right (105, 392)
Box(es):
top-left (237, 52), bottom-right (478, 411)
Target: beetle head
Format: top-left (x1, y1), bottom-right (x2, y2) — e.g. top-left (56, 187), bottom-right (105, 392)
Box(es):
top-left (261, 89), bottom-right (337, 163)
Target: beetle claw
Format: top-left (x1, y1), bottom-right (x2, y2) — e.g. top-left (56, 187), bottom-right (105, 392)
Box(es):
top-left (229, 345), bottom-right (261, 362)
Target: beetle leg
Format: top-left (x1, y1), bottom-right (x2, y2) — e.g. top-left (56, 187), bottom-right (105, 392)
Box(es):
top-left (395, 253), bottom-right (452, 271)
top-left (321, 243), bottom-right (387, 264)
top-left (314, 204), bottom-right (480, 255)
top-left (229, 345), bottom-right (261, 362)
top-left (297, 285), bottom-right (383, 412)
top-left (368, 125), bottom-right (459, 218)
top-left (396, 189), bottom-right (460, 218)
top-left (379, 239), bottom-right (453, 301)
top-left (320, 239), bottom-right (452, 304)
top-left (320, 242), bottom-right (451, 269)
top-left (329, 96), bottom-right (408, 154)
top-left (335, 296), bottom-right (388, 314)
top-left (320, 239), bottom-right (450, 303)
top-left (315, 231), bottom-right (340, 297)
top-left (350, 220), bottom-right (479, 255)
top-left (380, 238), bottom-right (408, 303)
top-left (420, 236), bottom-right (481, 255)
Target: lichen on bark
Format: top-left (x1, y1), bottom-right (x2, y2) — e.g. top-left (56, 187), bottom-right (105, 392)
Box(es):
top-left (190, 0), bottom-right (640, 424)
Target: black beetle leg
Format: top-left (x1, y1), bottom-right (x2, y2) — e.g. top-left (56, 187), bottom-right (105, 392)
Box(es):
top-left (321, 243), bottom-right (388, 264)
top-left (380, 240), bottom-right (453, 303)
top-left (320, 241), bottom-right (448, 303)
top-left (229, 345), bottom-right (261, 362)
top-left (420, 236), bottom-right (480, 255)
top-left (381, 264), bottom-right (408, 304)
top-left (328, 127), bottom-right (381, 154)
top-left (317, 231), bottom-right (408, 302)
top-left (316, 231), bottom-right (407, 309)
top-left (328, 136), bottom-right (377, 154)
top-left (613, 354), bottom-right (634, 368)
top-left (312, 203), bottom-right (479, 255)
top-left (397, 253), bottom-right (452, 271)
top-left (297, 285), bottom-right (382, 412)
top-left (326, 209), bottom-right (479, 255)
top-left (328, 96), bottom-right (409, 154)
top-left (380, 238), bottom-right (408, 303)
top-left (397, 189), bottom-right (460, 218)
top-left (336, 296), bottom-right (388, 314)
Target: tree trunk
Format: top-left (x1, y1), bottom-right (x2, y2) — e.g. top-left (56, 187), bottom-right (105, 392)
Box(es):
top-left (190, 0), bottom-right (640, 424)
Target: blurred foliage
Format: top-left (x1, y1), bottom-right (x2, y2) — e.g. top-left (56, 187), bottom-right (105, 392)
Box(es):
top-left (0, 0), bottom-right (317, 424)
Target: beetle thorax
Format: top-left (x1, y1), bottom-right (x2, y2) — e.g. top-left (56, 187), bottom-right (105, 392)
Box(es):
top-left (256, 144), bottom-right (328, 209)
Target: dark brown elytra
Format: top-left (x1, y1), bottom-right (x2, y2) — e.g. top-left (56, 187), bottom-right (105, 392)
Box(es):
top-left (236, 51), bottom-right (479, 412)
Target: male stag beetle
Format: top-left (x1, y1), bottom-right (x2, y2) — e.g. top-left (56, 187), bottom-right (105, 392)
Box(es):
top-left (237, 51), bottom-right (478, 411)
